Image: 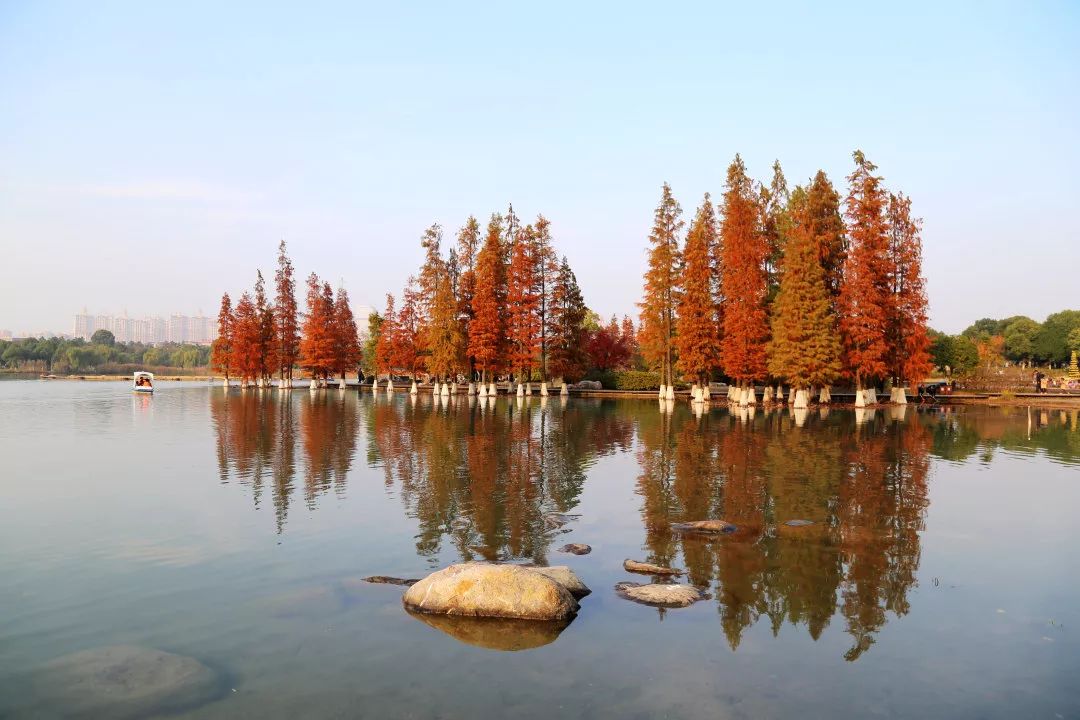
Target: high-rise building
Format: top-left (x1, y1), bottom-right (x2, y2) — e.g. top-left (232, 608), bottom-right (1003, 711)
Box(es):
top-left (72, 311), bottom-right (216, 345)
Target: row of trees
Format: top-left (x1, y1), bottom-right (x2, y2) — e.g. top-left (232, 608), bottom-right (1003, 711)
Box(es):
top-left (0, 332), bottom-right (210, 373)
top-left (371, 209), bottom-right (590, 385)
top-left (639, 150), bottom-right (931, 398)
top-left (211, 241), bottom-right (361, 385)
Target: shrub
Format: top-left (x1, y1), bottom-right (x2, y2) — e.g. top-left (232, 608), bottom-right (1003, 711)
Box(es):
top-left (582, 369), bottom-right (662, 390)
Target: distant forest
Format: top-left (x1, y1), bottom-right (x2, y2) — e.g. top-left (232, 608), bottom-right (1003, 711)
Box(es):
top-left (0, 330), bottom-right (211, 374)
top-left (930, 310), bottom-right (1080, 374)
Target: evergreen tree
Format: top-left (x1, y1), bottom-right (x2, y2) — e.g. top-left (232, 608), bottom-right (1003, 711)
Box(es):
top-left (468, 214), bottom-right (507, 384)
top-left (676, 194), bottom-right (721, 385)
top-left (273, 240), bottom-right (300, 382)
top-left (638, 183), bottom-right (684, 387)
top-left (533, 215), bottom-right (558, 380)
top-left (719, 155), bottom-right (770, 388)
top-left (767, 189), bottom-right (842, 391)
top-left (838, 150), bottom-right (891, 391)
top-left (211, 293), bottom-right (233, 381)
top-left (761, 161), bottom-right (790, 301)
top-left (549, 257), bottom-right (588, 381)
top-left (254, 270), bottom-right (275, 382)
top-left (361, 310), bottom-right (383, 377)
top-left (886, 192), bottom-right (931, 386)
top-left (417, 223), bottom-right (443, 320)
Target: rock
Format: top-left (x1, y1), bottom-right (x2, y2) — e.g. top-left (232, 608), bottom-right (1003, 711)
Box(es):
top-left (783, 519), bottom-right (814, 527)
top-left (360, 575), bottom-right (420, 586)
top-left (558, 543), bottom-right (592, 555)
top-left (406, 611), bottom-right (572, 651)
top-left (576, 380), bottom-right (602, 390)
top-left (526, 566), bottom-right (591, 598)
top-left (543, 512), bottom-right (580, 530)
top-left (615, 582), bottom-right (709, 608)
top-left (623, 559), bottom-right (685, 576)
top-left (670, 519), bottom-right (737, 535)
top-left (37, 645), bottom-right (222, 719)
top-left (402, 563), bottom-right (579, 620)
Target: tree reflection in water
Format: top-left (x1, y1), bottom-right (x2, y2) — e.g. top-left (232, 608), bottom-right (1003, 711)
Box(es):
top-left (367, 395), bottom-right (632, 564)
top-left (636, 405), bottom-right (931, 660)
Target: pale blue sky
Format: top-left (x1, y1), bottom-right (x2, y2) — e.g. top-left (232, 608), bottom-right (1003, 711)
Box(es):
top-left (1, 1), bottom-right (1077, 335)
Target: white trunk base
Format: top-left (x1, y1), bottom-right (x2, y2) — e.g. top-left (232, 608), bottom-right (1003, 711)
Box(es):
top-left (308, 379), bottom-right (317, 391)
top-left (525, 383), bottom-right (532, 396)
top-left (658, 383), bottom-right (667, 400)
top-left (561, 383), bottom-right (570, 396)
top-left (371, 378), bottom-right (378, 391)
top-left (819, 386), bottom-right (831, 404)
top-left (488, 382), bottom-right (497, 396)
top-left (763, 386), bottom-right (775, 403)
top-left (410, 381), bottom-right (418, 395)
top-left (516, 383), bottom-right (524, 397)
top-left (665, 385), bottom-right (675, 401)
top-left (794, 389), bottom-right (809, 409)
top-left (386, 380), bottom-right (394, 394)
top-left (540, 382), bottom-right (549, 397)
top-left (893, 387), bottom-right (907, 405)
top-left (440, 383), bottom-right (450, 397)
top-left (854, 389), bottom-right (867, 407)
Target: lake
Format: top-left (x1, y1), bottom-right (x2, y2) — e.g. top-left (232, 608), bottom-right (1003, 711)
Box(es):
top-left (1, 380), bottom-right (1077, 719)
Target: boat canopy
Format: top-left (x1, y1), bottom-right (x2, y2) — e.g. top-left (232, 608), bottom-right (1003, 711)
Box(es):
top-left (133, 371), bottom-right (154, 381)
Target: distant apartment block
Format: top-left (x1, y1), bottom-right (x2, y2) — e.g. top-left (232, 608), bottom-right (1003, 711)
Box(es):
top-left (73, 310), bottom-right (218, 345)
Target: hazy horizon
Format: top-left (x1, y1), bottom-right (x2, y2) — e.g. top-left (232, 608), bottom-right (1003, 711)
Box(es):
top-left (2, 2), bottom-right (1078, 336)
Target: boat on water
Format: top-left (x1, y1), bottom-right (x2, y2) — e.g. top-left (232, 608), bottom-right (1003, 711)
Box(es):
top-left (133, 371), bottom-right (154, 393)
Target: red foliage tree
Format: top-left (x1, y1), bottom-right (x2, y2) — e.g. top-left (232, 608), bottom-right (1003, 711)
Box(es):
top-left (507, 224), bottom-right (541, 381)
top-left (886, 192), bottom-right (932, 386)
top-left (211, 293), bottom-right (233, 381)
top-left (719, 155), bottom-right (769, 387)
top-left (391, 281), bottom-right (423, 379)
top-left (838, 150), bottom-right (891, 391)
top-left (299, 273), bottom-right (335, 380)
top-left (587, 316), bottom-right (631, 371)
top-left (332, 285), bottom-right (362, 381)
top-left (231, 291), bottom-right (261, 384)
top-left (676, 194), bottom-right (721, 385)
top-left (468, 214), bottom-right (508, 383)
top-left (804, 171), bottom-right (847, 308)
top-left (374, 294), bottom-right (395, 377)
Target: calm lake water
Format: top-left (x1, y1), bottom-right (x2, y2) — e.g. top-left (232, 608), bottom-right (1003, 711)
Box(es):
top-left (1, 380), bottom-right (1078, 719)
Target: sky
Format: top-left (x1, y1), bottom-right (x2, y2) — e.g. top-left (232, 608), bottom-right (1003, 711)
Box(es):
top-left (1, 1), bottom-right (1078, 336)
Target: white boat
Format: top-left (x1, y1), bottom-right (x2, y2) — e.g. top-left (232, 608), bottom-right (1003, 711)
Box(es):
top-left (133, 371), bottom-right (155, 394)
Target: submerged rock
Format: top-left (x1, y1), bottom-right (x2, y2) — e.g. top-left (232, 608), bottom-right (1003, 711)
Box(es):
top-left (543, 512), bottom-right (581, 530)
top-left (406, 611), bottom-right (572, 651)
top-left (558, 543), bottom-right (592, 555)
top-left (37, 645), bottom-right (222, 719)
top-left (402, 563), bottom-right (579, 620)
top-left (783, 519), bottom-right (815, 527)
top-left (615, 582), bottom-right (709, 608)
top-left (526, 565), bottom-right (591, 598)
top-left (670, 519), bottom-right (737, 535)
top-left (360, 575), bottom-right (420, 586)
top-left (623, 559), bottom-right (685, 576)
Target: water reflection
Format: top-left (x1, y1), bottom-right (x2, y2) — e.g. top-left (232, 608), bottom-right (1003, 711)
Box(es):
top-left (635, 406), bottom-right (930, 659)
top-left (367, 395), bottom-right (632, 563)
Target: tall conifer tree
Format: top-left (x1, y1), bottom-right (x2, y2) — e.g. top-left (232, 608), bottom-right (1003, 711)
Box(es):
top-left (332, 285), bottom-right (362, 382)
top-left (426, 256), bottom-right (466, 382)
top-left (549, 257), bottom-right (588, 381)
top-left (639, 183), bottom-right (684, 387)
top-left (838, 150), bottom-right (891, 391)
top-left (719, 155), bottom-right (770, 388)
top-left (804, 172), bottom-right (846, 308)
top-left (456, 216), bottom-right (481, 377)
top-left (767, 188), bottom-right (842, 392)
top-left (886, 192), bottom-right (931, 386)
top-left (676, 194), bottom-right (721, 385)
top-left (375, 294), bottom-right (395, 377)
top-left (212, 293), bottom-right (234, 382)
top-left (507, 224), bottom-right (541, 382)
top-left (273, 240), bottom-right (300, 382)
top-left (468, 214), bottom-right (507, 384)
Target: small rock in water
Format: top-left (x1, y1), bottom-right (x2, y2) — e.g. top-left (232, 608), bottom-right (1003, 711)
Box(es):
top-left (361, 576), bottom-right (420, 586)
top-left (558, 543), bottom-right (592, 555)
top-left (670, 519), bottom-right (737, 535)
top-left (36, 645), bottom-right (222, 719)
top-left (543, 512), bottom-right (581, 530)
top-left (615, 582), bottom-right (709, 608)
top-left (525, 565), bottom-right (591, 598)
top-left (403, 563), bottom-right (579, 620)
top-left (623, 559), bottom-right (685, 576)
top-left (783, 519), bottom-right (814, 527)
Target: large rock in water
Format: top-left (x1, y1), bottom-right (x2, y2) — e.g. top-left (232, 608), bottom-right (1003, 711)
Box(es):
top-left (558, 542), bottom-right (592, 555)
top-left (623, 559), bottom-right (684, 576)
top-left (36, 645), bottom-right (222, 718)
top-left (402, 563), bottom-right (579, 620)
top-left (615, 582), bottom-right (709, 608)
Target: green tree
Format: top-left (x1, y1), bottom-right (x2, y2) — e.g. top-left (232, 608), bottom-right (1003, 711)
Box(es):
top-left (1034, 310), bottom-right (1080, 364)
top-left (90, 329), bottom-right (116, 346)
top-left (1001, 317), bottom-right (1040, 362)
top-left (362, 311), bottom-right (383, 377)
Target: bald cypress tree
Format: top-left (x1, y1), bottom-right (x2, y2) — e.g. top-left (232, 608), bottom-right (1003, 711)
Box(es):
top-left (838, 150), bottom-right (891, 392)
top-left (639, 183), bottom-right (684, 388)
top-left (886, 192), bottom-right (931, 387)
top-left (719, 155), bottom-right (770, 389)
top-left (676, 194), bottom-right (721, 386)
top-left (767, 187), bottom-right (842, 393)
top-left (804, 171), bottom-right (847, 309)
top-left (468, 214), bottom-right (507, 384)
